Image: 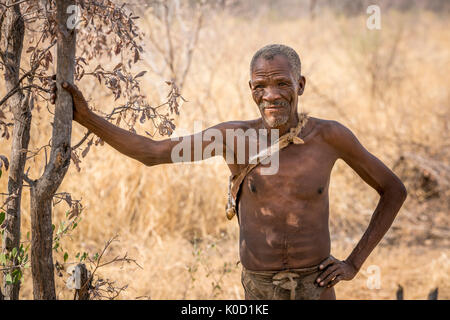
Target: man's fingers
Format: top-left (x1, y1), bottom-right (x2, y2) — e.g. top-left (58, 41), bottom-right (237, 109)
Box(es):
top-left (62, 81), bottom-right (73, 91)
top-left (319, 269), bottom-right (340, 287)
top-left (319, 256), bottom-right (335, 271)
top-left (61, 81), bottom-right (84, 100)
top-left (316, 264), bottom-right (339, 285)
top-left (327, 275), bottom-right (342, 288)
top-left (61, 81), bottom-right (81, 97)
top-left (50, 77), bottom-right (81, 105)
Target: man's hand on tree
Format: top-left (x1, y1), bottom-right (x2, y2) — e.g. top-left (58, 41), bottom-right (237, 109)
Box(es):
top-left (50, 75), bottom-right (91, 123)
top-left (316, 255), bottom-right (358, 288)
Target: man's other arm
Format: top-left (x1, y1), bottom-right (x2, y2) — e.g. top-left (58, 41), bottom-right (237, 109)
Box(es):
top-left (315, 120), bottom-right (407, 289)
top-left (325, 121), bottom-right (407, 271)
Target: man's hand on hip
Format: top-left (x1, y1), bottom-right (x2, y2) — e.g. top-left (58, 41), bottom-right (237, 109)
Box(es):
top-left (316, 255), bottom-right (358, 288)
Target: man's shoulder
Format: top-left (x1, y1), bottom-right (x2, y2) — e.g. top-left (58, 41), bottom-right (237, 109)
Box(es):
top-left (306, 116), bottom-right (339, 135)
top-left (307, 116), bottom-right (354, 145)
top-left (309, 117), bottom-right (364, 161)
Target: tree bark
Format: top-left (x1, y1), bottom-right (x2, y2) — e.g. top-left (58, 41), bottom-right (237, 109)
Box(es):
top-left (0, 3), bottom-right (28, 300)
top-left (30, 0), bottom-right (76, 300)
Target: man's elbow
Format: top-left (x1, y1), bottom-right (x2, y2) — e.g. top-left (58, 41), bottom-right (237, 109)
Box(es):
top-left (397, 182), bottom-right (407, 203)
top-left (388, 180), bottom-right (408, 203)
top-left (379, 178), bottom-right (407, 203)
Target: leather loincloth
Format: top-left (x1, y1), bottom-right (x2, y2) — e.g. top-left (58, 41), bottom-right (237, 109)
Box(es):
top-left (241, 264), bottom-right (326, 300)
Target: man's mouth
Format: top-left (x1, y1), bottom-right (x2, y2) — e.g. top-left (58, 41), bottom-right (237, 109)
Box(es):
top-left (260, 100), bottom-right (290, 111)
top-left (264, 105), bottom-right (287, 112)
top-left (265, 105), bottom-right (283, 110)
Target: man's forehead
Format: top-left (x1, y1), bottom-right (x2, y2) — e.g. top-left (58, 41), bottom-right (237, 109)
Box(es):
top-left (251, 54), bottom-right (295, 79)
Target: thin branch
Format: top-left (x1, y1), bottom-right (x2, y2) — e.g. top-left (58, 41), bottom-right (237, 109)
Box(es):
top-left (72, 131), bottom-right (92, 151)
top-left (74, 235), bottom-right (142, 299)
top-left (0, 87), bottom-right (20, 107)
top-left (23, 167), bottom-right (34, 185)
top-left (0, 39), bottom-right (56, 109)
top-left (25, 143), bottom-right (51, 161)
top-left (22, 84), bottom-right (51, 93)
top-left (0, 263), bottom-right (27, 272)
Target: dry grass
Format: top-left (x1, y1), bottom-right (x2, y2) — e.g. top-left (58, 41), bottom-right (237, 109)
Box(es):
top-left (1, 8), bottom-right (449, 299)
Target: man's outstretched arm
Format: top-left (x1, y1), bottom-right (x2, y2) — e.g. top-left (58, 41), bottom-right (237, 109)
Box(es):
top-left (52, 81), bottom-right (227, 166)
top-left (316, 121), bottom-right (407, 288)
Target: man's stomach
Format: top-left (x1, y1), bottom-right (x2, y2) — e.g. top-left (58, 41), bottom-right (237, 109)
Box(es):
top-left (238, 198), bottom-right (331, 271)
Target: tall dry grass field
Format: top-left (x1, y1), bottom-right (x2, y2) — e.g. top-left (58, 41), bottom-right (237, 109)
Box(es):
top-left (0, 7), bottom-right (449, 299)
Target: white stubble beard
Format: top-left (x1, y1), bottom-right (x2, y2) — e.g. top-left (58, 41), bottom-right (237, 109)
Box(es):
top-left (258, 101), bottom-right (291, 129)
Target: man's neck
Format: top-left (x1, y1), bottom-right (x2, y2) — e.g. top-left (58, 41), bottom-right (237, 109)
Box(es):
top-left (262, 113), bottom-right (300, 138)
top-left (279, 114), bottom-right (300, 136)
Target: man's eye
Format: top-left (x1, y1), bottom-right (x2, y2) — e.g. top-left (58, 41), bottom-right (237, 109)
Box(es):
top-left (254, 85), bottom-right (263, 89)
top-left (278, 82), bottom-right (288, 87)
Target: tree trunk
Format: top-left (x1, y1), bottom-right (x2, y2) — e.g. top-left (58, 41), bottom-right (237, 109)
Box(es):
top-left (0, 3), bottom-right (27, 300)
top-left (30, 188), bottom-right (57, 299)
top-left (30, 0), bottom-right (76, 300)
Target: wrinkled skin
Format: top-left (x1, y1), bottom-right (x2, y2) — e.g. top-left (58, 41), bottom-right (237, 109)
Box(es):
top-left (51, 54), bottom-right (407, 300)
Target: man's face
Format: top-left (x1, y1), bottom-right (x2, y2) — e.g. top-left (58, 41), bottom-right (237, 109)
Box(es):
top-left (249, 54), bottom-right (305, 128)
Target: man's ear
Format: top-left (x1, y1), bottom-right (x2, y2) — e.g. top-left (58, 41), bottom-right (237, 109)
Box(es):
top-left (248, 80), bottom-right (252, 90)
top-left (297, 76), bottom-right (306, 96)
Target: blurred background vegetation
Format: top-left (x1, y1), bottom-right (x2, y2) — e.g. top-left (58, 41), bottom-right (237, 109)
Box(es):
top-left (0, 0), bottom-right (448, 299)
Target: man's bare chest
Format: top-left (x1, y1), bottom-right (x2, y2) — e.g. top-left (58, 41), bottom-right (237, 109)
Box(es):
top-left (240, 141), bottom-right (337, 201)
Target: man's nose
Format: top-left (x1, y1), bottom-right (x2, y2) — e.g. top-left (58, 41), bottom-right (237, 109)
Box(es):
top-left (262, 86), bottom-right (282, 102)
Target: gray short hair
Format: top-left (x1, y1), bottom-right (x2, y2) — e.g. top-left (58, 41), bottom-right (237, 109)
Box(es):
top-left (250, 44), bottom-right (301, 80)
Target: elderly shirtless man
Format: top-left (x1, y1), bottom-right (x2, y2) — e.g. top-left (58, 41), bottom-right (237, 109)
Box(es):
top-left (51, 44), bottom-right (407, 300)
